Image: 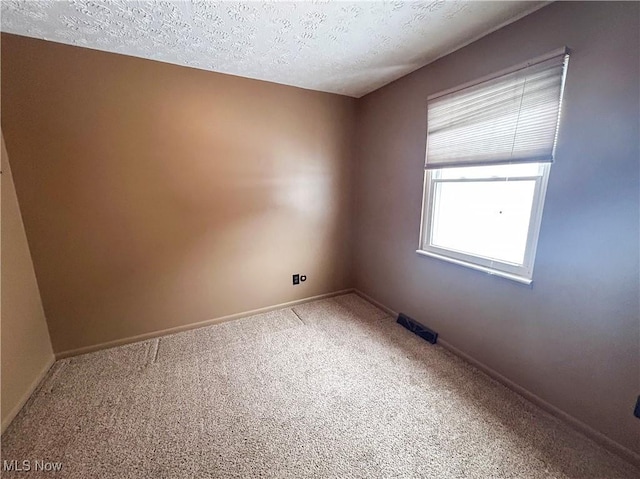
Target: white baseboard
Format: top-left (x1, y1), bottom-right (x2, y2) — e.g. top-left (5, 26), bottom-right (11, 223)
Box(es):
top-left (1, 355), bottom-right (55, 434)
top-left (56, 288), bottom-right (355, 359)
top-left (353, 289), bottom-right (640, 468)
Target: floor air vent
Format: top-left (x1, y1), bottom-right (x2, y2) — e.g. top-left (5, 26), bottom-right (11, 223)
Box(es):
top-left (397, 313), bottom-right (438, 344)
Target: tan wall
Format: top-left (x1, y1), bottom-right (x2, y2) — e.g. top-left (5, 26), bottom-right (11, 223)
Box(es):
top-left (353, 1), bottom-right (639, 453)
top-left (1, 34), bottom-right (356, 355)
top-left (1, 133), bottom-right (55, 431)
top-left (2, 0), bottom-right (638, 456)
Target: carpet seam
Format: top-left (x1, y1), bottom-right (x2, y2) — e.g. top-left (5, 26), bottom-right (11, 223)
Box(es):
top-left (290, 307), bottom-right (306, 326)
top-left (5, 292), bottom-right (637, 478)
top-left (150, 338), bottom-right (160, 364)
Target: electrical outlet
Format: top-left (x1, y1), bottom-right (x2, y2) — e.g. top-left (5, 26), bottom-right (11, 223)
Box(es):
top-left (292, 274), bottom-right (300, 285)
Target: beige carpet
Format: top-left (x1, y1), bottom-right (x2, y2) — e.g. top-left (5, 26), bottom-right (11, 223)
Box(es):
top-left (2, 293), bottom-right (638, 478)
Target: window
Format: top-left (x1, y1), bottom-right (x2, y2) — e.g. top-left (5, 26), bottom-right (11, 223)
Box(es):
top-left (418, 49), bottom-right (569, 284)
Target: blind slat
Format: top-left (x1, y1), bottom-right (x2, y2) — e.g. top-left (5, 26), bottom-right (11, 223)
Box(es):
top-left (425, 53), bottom-right (569, 169)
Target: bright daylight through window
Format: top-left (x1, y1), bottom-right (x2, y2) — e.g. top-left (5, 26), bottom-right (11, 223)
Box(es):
top-left (418, 49), bottom-right (569, 284)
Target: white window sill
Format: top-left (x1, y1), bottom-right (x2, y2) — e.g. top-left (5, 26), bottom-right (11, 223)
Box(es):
top-left (415, 249), bottom-right (533, 286)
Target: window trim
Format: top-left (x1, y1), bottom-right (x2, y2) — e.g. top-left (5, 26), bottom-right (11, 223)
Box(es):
top-left (417, 163), bottom-right (551, 285)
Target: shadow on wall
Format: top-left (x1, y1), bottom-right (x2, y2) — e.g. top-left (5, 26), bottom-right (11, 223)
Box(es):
top-left (345, 316), bottom-right (637, 477)
top-left (50, 89), bottom-right (349, 344)
top-left (1, 34), bottom-right (356, 352)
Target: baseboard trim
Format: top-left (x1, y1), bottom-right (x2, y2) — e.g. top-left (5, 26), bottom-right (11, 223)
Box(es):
top-left (438, 338), bottom-right (640, 467)
top-left (353, 290), bottom-right (398, 317)
top-left (55, 289), bottom-right (355, 360)
top-left (1, 355), bottom-right (55, 434)
top-left (353, 289), bottom-right (640, 468)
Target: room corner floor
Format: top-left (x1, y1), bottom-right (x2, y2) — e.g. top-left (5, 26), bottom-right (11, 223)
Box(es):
top-left (2, 293), bottom-right (638, 478)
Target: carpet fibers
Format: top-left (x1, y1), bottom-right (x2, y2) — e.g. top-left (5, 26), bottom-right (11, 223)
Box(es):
top-left (2, 294), bottom-right (638, 478)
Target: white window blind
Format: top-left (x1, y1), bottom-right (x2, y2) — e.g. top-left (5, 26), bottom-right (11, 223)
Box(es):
top-left (425, 49), bottom-right (569, 169)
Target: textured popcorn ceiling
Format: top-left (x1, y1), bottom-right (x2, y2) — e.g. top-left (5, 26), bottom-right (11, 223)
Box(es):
top-left (0, 1), bottom-right (547, 97)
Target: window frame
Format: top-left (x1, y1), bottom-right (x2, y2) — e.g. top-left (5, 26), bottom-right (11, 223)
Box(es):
top-left (416, 49), bottom-right (569, 285)
top-left (417, 163), bottom-right (551, 285)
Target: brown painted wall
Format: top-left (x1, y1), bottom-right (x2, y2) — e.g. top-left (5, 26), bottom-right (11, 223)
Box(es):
top-left (1, 133), bottom-right (54, 431)
top-left (353, 1), bottom-right (639, 453)
top-left (2, 0), bottom-right (639, 456)
top-left (1, 34), bottom-right (356, 355)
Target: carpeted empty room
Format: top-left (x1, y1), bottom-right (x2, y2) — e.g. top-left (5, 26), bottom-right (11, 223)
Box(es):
top-left (1, 1), bottom-right (639, 478)
top-left (2, 294), bottom-right (639, 478)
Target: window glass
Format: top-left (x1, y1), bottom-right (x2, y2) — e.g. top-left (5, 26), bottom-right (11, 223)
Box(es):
top-left (431, 178), bottom-right (536, 265)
